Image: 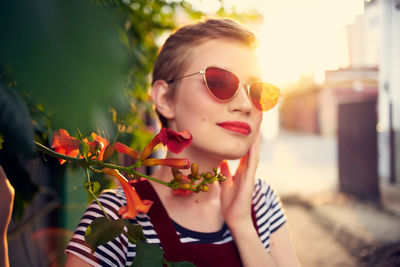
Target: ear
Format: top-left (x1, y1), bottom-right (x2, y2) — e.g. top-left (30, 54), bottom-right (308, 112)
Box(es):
top-left (150, 80), bottom-right (175, 120)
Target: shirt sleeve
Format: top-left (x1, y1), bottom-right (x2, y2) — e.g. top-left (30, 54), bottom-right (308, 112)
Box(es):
top-left (65, 190), bottom-right (131, 267)
top-left (252, 179), bottom-right (286, 250)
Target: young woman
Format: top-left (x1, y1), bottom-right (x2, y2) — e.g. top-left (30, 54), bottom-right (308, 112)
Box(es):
top-left (65, 18), bottom-right (299, 267)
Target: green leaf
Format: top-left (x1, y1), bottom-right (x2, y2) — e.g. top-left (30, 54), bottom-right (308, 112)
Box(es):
top-left (0, 133), bottom-right (3, 149)
top-left (168, 262), bottom-right (197, 267)
top-left (125, 223), bottom-right (146, 244)
top-left (92, 181), bottom-right (101, 193)
top-left (0, 0), bottom-right (129, 133)
top-left (85, 217), bottom-right (126, 253)
top-left (132, 241), bottom-right (164, 267)
top-left (84, 181), bottom-right (100, 194)
top-left (79, 141), bottom-right (90, 158)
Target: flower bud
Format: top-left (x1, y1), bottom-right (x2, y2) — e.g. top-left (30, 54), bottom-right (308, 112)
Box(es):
top-left (90, 140), bottom-right (104, 156)
top-left (178, 183), bottom-right (191, 190)
top-left (103, 144), bottom-right (115, 161)
top-left (191, 163), bottom-right (199, 176)
top-left (174, 172), bottom-right (183, 181)
top-left (199, 184), bottom-right (209, 192)
top-left (205, 172), bottom-right (213, 180)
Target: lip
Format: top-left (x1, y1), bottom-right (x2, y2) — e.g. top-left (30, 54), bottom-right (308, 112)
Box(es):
top-left (216, 121), bottom-right (252, 135)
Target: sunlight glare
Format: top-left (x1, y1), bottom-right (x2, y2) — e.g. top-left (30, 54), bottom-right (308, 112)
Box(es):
top-left (254, 0), bottom-right (364, 87)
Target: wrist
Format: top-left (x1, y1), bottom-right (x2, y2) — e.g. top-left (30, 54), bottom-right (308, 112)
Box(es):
top-left (226, 217), bottom-right (254, 235)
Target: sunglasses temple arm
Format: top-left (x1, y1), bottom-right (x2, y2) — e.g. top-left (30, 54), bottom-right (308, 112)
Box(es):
top-left (167, 71), bottom-right (204, 83)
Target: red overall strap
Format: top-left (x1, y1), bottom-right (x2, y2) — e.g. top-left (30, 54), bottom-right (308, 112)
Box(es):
top-left (134, 180), bottom-right (259, 267)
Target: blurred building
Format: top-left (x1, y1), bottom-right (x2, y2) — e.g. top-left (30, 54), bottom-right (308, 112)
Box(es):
top-left (282, 0), bottom-right (400, 200)
top-left (378, 0), bottom-right (400, 186)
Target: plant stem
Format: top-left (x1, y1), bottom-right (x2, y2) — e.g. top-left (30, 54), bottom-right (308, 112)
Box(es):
top-left (131, 169), bottom-right (171, 187)
top-left (84, 167), bottom-right (110, 220)
top-left (35, 141), bottom-right (83, 164)
top-left (35, 141), bottom-right (180, 189)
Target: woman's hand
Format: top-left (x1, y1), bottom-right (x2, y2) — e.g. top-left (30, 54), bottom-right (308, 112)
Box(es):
top-left (0, 166), bottom-right (15, 267)
top-left (219, 132), bottom-right (260, 230)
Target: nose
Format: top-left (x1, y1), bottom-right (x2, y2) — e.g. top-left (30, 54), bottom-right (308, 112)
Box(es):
top-left (227, 83), bottom-right (253, 113)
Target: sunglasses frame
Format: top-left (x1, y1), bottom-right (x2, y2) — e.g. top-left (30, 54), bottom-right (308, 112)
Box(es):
top-left (166, 66), bottom-right (280, 111)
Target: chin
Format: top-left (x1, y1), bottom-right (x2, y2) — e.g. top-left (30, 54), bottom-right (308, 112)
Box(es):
top-left (216, 148), bottom-right (249, 161)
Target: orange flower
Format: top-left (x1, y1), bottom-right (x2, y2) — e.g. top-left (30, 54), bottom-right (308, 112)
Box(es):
top-left (172, 175), bottom-right (193, 196)
top-left (102, 168), bottom-right (153, 219)
top-left (51, 129), bottom-right (110, 164)
top-left (140, 134), bottom-right (161, 161)
top-left (114, 142), bottom-right (140, 160)
top-left (142, 158), bottom-right (191, 169)
top-left (140, 128), bottom-right (192, 161)
top-left (51, 129), bottom-right (81, 164)
top-left (86, 132), bottom-right (109, 161)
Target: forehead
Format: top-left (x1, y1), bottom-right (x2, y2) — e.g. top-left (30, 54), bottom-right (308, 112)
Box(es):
top-left (187, 39), bottom-right (262, 80)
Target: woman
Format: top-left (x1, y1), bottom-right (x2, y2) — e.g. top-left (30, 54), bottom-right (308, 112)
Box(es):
top-left (65, 18), bottom-right (299, 266)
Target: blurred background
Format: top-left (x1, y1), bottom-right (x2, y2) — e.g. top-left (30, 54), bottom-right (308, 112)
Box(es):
top-left (0, 0), bottom-right (399, 266)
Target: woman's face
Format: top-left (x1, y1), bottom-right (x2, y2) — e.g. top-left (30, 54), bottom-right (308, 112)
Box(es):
top-left (168, 38), bottom-right (263, 161)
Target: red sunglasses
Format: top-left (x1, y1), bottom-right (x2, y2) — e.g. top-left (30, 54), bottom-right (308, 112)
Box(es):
top-left (167, 66), bottom-right (280, 111)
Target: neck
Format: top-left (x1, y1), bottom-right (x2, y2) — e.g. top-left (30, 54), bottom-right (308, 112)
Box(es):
top-left (149, 148), bottom-right (224, 202)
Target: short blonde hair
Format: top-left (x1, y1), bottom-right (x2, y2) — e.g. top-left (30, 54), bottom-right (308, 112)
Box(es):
top-left (152, 18), bottom-right (258, 128)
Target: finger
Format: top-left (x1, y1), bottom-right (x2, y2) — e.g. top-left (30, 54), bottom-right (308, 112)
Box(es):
top-left (247, 132), bottom-right (261, 175)
top-left (234, 151), bottom-right (249, 179)
top-left (219, 160), bottom-right (233, 187)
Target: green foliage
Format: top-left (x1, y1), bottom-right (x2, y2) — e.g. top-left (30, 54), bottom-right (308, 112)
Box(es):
top-left (0, 0), bottom-right (129, 133)
top-left (79, 142), bottom-right (90, 158)
top-left (84, 181), bottom-right (101, 194)
top-left (85, 217), bottom-right (127, 252)
top-left (126, 224), bottom-right (146, 243)
top-left (132, 241), bottom-right (164, 267)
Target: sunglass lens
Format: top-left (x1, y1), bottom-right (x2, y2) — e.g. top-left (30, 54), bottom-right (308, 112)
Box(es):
top-left (205, 67), bottom-right (239, 100)
top-left (250, 82), bottom-right (280, 111)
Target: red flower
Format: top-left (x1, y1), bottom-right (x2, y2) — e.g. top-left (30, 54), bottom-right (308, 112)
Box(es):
top-left (51, 129), bottom-right (110, 164)
top-left (140, 128), bottom-right (192, 161)
top-left (172, 175), bottom-right (193, 196)
top-left (159, 128), bottom-right (192, 154)
top-left (102, 168), bottom-right (153, 219)
top-left (142, 158), bottom-right (191, 169)
top-left (51, 129), bottom-right (81, 164)
top-left (87, 132), bottom-right (109, 161)
top-left (114, 142), bottom-right (140, 160)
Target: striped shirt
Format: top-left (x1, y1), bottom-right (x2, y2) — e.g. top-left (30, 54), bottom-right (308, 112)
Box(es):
top-left (65, 179), bottom-right (286, 267)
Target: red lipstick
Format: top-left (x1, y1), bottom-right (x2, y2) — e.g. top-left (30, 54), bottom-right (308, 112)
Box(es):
top-left (216, 121), bottom-right (251, 135)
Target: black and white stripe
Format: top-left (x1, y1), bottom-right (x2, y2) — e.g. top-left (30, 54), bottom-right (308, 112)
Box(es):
top-left (66, 179), bottom-right (286, 267)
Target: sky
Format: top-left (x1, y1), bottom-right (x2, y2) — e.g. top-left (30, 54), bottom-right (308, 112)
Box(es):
top-left (188, 0), bottom-right (365, 87)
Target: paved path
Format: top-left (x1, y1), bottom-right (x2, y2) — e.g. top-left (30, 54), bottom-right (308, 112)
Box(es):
top-left (245, 131), bottom-right (400, 267)
top-left (254, 131), bottom-right (357, 266)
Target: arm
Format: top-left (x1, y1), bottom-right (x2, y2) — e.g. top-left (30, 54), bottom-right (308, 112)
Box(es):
top-left (0, 166), bottom-right (14, 267)
top-left (65, 253), bottom-right (95, 267)
top-left (220, 134), bottom-right (299, 267)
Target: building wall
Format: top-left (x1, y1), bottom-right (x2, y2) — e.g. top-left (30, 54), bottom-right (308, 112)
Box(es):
top-left (379, 0), bottom-right (400, 182)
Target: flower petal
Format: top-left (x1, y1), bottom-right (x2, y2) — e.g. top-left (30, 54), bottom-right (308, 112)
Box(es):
top-left (51, 129), bottom-right (81, 164)
top-left (102, 168), bottom-right (153, 219)
top-left (172, 175), bottom-right (193, 196)
top-left (159, 128), bottom-right (192, 154)
top-left (142, 158), bottom-right (191, 169)
top-left (88, 132), bottom-right (109, 161)
top-left (140, 134), bottom-right (161, 161)
top-left (114, 142), bottom-right (140, 160)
